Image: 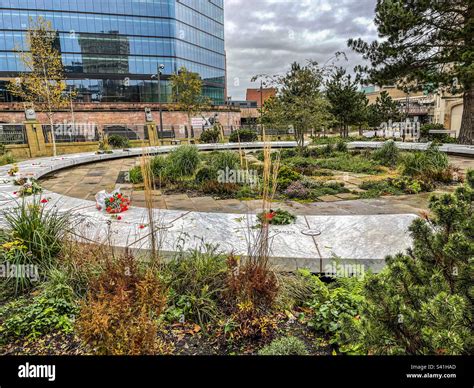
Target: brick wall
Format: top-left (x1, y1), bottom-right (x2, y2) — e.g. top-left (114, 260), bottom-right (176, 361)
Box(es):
top-left (0, 102), bottom-right (241, 128)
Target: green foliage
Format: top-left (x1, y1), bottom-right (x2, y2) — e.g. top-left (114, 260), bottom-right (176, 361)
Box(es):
top-left (276, 269), bottom-right (329, 311)
top-left (372, 140), bottom-right (399, 167)
top-left (466, 169), bottom-right (474, 188)
top-left (314, 154), bottom-right (382, 174)
top-left (345, 181), bottom-right (474, 355)
top-left (308, 281), bottom-right (364, 351)
top-left (209, 151), bottom-right (240, 172)
top-left (257, 209), bottom-right (296, 225)
top-left (195, 166), bottom-right (218, 183)
top-left (0, 268), bottom-right (78, 342)
top-left (360, 176), bottom-right (426, 198)
top-left (258, 61), bottom-right (334, 147)
top-left (0, 152), bottom-right (15, 166)
top-left (258, 336), bottom-right (309, 355)
top-left (164, 247), bottom-right (227, 327)
top-left (200, 127), bottom-right (221, 143)
top-left (229, 128), bottom-right (258, 143)
top-left (128, 166), bottom-right (143, 184)
top-left (335, 140), bottom-right (348, 152)
top-left (150, 156), bottom-right (168, 179)
top-left (166, 145), bottom-right (201, 180)
top-left (2, 198), bottom-right (70, 274)
top-left (107, 135), bottom-right (130, 149)
top-left (276, 165), bottom-right (301, 189)
top-left (201, 180), bottom-right (240, 197)
top-left (325, 67), bottom-right (368, 137)
top-left (400, 144), bottom-right (453, 184)
top-left (170, 67), bottom-right (210, 130)
top-left (348, 1), bottom-right (473, 143)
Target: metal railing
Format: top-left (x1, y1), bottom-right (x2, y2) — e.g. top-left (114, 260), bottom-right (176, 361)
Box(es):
top-left (42, 124), bottom-right (99, 143)
top-left (103, 124), bottom-right (148, 141)
top-left (0, 124), bottom-right (27, 144)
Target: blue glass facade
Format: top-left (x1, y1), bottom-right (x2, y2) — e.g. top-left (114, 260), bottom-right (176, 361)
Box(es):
top-left (0, 0), bottom-right (226, 104)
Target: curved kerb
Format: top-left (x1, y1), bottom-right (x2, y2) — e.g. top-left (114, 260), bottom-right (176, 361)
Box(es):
top-left (1, 141), bottom-right (472, 273)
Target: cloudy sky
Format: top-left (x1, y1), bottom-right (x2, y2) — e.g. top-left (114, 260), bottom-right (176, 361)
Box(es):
top-left (224, 0), bottom-right (378, 100)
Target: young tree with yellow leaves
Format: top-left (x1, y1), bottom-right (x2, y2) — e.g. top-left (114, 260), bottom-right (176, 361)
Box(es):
top-left (8, 17), bottom-right (71, 157)
top-left (170, 67), bottom-right (211, 142)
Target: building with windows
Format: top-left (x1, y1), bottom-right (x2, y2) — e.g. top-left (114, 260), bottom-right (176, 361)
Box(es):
top-left (0, 0), bottom-right (226, 104)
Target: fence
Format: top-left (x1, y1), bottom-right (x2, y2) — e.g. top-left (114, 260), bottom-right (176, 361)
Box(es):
top-left (0, 124), bottom-right (27, 144)
top-left (42, 124), bottom-right (99, 143)
top-left (103, 124), bottom-right (148, 141)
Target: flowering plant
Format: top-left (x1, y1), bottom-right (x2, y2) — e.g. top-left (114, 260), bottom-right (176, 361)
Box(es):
top-left (257, 208), bottom-right (296, 226)
top-left (16, 180), bottom-right (42, 197)
top-left (104, 192), bottom-right (130, 214)
top-left (8, 164), bottom-right (19, 176)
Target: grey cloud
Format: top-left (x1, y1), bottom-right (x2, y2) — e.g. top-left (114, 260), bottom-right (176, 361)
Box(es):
top-left (224, 0), bottom-right (378, 99)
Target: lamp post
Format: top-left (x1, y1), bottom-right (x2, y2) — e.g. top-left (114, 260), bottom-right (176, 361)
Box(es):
top-left (152, 63), bottom-right (165, 140)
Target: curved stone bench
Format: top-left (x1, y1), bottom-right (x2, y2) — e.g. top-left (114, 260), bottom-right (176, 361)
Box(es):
top-left (5, 140), bottom-right (470, 273)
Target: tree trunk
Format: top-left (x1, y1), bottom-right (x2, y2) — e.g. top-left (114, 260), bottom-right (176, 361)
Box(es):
top-left (458, 87), bottom-right (473, 144)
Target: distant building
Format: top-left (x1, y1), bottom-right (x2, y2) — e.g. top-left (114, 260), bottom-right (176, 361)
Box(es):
top-left (363, 85), bottom-right (464, 134)
top-left (0, 1), bottom-right (226, 105)
top-left (246, 88), bottom-right (277, 107)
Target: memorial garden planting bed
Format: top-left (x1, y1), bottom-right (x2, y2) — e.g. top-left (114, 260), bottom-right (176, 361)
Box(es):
top-left (0, 141), bottom-right (473, 356)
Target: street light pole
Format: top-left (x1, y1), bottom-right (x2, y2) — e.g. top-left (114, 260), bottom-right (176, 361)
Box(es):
top-left (153, 64), bottom-right (165, 141)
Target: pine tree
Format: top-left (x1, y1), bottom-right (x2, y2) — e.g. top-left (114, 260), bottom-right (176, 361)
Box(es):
top-left (348, 0), bottom-right (473, 144)
top-left (344, 172), bottom-right (474, 355)
top-left (325, 67), bottom-right (368, 137)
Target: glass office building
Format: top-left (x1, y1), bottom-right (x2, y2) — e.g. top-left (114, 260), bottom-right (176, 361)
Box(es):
top-left (0, 0), bottom-right (226, 104)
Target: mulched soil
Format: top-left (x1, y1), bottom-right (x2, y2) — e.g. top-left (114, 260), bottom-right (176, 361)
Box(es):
top-left (1, 314), bottom-right (331, 356)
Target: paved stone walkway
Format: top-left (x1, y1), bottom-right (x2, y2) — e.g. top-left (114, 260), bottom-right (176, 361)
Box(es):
top-left (40, 155), bottom-right (474, 215)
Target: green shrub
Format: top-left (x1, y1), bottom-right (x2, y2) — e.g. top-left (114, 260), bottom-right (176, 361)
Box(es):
top-left (0, 153), bottom-right (15, 166)
top-left (229, 128), bottom-right (258, 143)
top-left (210, 151), bottom-right (240, 172)
top-left (164, 247), bottom-right (227, 327)
top-left (201, 180), bottom-right (240, 197)
top-left (307, 278), bottom-right (364, 352)
top-left (107, 135), bottom-right (130, 149)
top-left (372, 140), bottom-right (399, 167)
top-left (0, 268), bottom-right (78, 342)
top-left (2, 199), bottom-right (70, 277)
top-left (345, 182), bottom-right (474, 355)
top-left (258, 336), bottom-right (309, 355)
top-left (150, 156), bottom-right (168, 179)
top-left (420, 123), bottom-right (456, 143)
top-left (276, 269), bottom-right (328, 310)
top-left (166, 145), bottom-right (201, 180)
top-left (401, 144), bottom-right (452, 183)
top-left (277, 166), bottom-right (301, 189)
top-left (314, 155), bottom-right (382, 174)
top-left (335, 140), bottom-right (348, 153)
top-left (466, 169), bottom-right (474, 188)
top-left (195, 166), bottom-right (218, 183)
top-left (257, 209), bottom-right (296, 225)
top-left (200, 127), bottom-right (221, 143)
top-left (128, 166), bottom-right (143, 184)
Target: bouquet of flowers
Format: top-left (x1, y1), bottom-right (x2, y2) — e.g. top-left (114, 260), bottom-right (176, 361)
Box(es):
top-left (14, 179), bottom-right (43, 197)
top-left (95, 190), bottom-right (130, 214)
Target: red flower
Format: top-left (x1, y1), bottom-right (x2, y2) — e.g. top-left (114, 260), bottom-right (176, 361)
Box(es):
top-left (117, 216), bottom-right (122, 221)
top-left (109, 197), bottom-right (115, 203)
top-left (139, 224), bottom-right (146, 229)
top-left (13, 192), bottom-right (17, 195)
top-left (265, 212), bottom-right (276, 220)
top-left (106, 207), bottom-right (112, 212)
top-left (117, 194), bottom-right (122, 199)
top-left (40, 198), bottom-right (48, 204)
